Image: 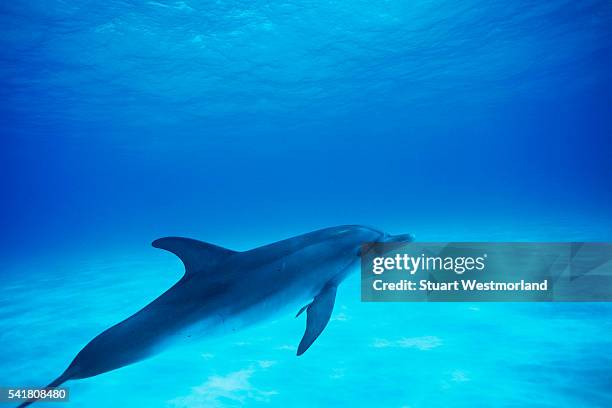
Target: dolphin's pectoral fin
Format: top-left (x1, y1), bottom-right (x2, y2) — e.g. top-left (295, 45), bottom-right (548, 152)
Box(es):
top-left (152, 237), bottom-right (237, 276)
top-left (295, 302), bottom-right (311, 317)
top-left (296, 283), bottom-right (337, 356)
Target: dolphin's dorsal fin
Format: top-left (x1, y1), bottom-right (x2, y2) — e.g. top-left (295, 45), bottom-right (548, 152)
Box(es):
top-left (296, 283), bottom-right (337, 356)
top-left (152, 237), bottom-right (237, 275)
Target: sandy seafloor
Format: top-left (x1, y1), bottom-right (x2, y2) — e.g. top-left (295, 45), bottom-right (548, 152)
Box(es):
top-left (2, 221), bottom-right (611, 407)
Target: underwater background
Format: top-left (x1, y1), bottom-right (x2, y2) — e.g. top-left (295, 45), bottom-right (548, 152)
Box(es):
top-left (1, 0), bottom-right (611, 407)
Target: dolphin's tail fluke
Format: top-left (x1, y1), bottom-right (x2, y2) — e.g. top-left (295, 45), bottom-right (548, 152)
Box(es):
top-left (15, 370), bottom-right (73, 408)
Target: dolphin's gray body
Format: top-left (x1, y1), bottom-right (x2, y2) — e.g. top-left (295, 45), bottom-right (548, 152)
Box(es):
top-left (18, 225), bottom-right (413, 407)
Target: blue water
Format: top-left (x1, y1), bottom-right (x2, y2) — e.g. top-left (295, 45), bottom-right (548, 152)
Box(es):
top-left (1, 1), bottom-right (612, 407)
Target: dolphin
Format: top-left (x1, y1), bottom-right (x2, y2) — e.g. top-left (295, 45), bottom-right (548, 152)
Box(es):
top-left (18, 225), bottom-right (413, 407)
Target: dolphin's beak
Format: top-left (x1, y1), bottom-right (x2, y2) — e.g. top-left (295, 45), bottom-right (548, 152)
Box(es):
top-left (384, 233), bottom-right (415, 243)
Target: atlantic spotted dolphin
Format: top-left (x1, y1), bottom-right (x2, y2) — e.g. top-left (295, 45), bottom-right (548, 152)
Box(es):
top-left (18, 225), bottom-right (413, 407)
